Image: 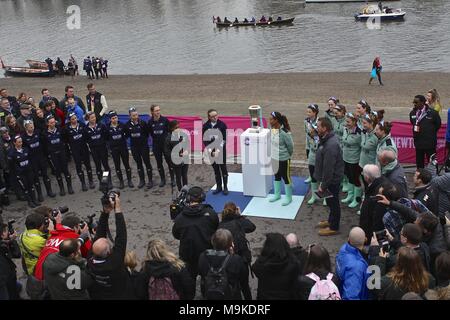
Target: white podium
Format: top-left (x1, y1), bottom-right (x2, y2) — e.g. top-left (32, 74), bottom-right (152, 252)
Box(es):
top-left (240, 128), bottom-right (272, 197)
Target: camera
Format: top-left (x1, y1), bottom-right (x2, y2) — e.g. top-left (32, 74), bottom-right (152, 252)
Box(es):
top-left (100, 172), bottom-right (119, 206)
top-left (7, 219), bottom-right (15, 235)
top-left (79, 214), bottom-right (97, 234)
top-left (169, 186), bottom-right (189, 220)
top-left (52, 206), bottom-right (69, 217)
top-left (375, 230), bottom-right (390, 253)
top-left (370, 195), bottom-right (383, 202)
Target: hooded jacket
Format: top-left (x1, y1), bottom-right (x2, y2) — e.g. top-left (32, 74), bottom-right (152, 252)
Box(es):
top-left (359, 176), bottom-right (388, 240)
top-left (172, 204), bottom-right (219, 271)
top-left (336, 243), bottom-right (370, 300)
top-left (252, 253), bottom-right (300, 300)
top-left (43, 253), bottom-right (92, 300)
top-left (342, 126), bottom-right (362, 164)
top-left (19, 229), bottom-right (47, 275)
top-left (413, 183), bottom-right (439, 217)
top-left (375, 134), bottom-right (397, 167)
top-left (382, 160), bottom-right (409, 198)
top-left (431, 173), bottom-right (450, 218)
top-left (314, 132), bottom-right (345, 191)
top-left (135, 260), bottom-right (195, 300)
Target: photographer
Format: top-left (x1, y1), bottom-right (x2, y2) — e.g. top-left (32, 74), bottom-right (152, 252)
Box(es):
top-left (0, 222), bottom-right (21, 300)
top-left (172, 186), bottom-right (219, 280)
top-left (368, 224), bottom-right (431, 273)
top-left (19, 213), bottom-right (50, 276)
top-left (413, 168), bottom-right (439, 216)
top-left (43, 238), bottom-right (93, 300)
top-left (87, 193), bottom-right (133, 299)
top-left (34, 213), bottom-right (91, 281)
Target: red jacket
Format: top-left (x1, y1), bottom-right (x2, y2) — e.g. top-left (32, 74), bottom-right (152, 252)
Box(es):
top-left (34, 224), bottom-right (92, 280)
top-left (55, 107), bottom-right (65, 128)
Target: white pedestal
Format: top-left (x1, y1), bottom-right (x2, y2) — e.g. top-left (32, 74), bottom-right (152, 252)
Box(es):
top-left (240, 128), bottom-right (272, 197)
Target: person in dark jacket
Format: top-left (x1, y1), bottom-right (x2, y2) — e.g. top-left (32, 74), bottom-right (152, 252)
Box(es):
top-left (59, 86), bottom-right (86, 114)
top-left (218, 202), bottom-right (255, 266)
top-left (203, 109), bottom-right (229, 195)
top-left (359, 164), bottom-right (388, 243)
top-left (285, 233), bottom-right (308, 273)
top-left (314, 117), bottom-right (345, 236)
top-left (296, 244), bottom-right (340, 300)
top-left (172, 186), bottom-right (219, 279)
top-left (136, 239), bottom-right (194, 300)
top-left (39, 88), bottom-right (60, 110)
top-left (88, 194), bottom-right (133, 299)
top-left (0, 223), bottom-right (21, 300)
top-left (86, 83), bottom-right (108, 122)
top-left (124, 107), bottom-right (153, 189)
top-left (55, 58), bottom-right (65, 76)
top-left (413, 168), bottom-right (439, 216)
top-left (252, 233), bottom-right (300, 300)
top-left (164, 120), bottom-right (190, 191)
top-left (379, 149), bottom-right (408, 198)
top-left (148, 104), bottom-right (173, 187)
top-left (431, 172), bottom-right (450, 221)
top-left (198, 229), bottom-right (252, 300)
top-left (373, 246), bottom-right (435, 300)
top-left (410, 95), bottom-right (442, 169)
top-left (0, 89), bottom-right (20, 119)
top-left (43, 238), bottom-right (93, 300)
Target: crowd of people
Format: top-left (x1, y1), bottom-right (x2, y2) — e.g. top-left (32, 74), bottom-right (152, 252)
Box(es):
top-left (43, 56), bottom-right (108, 80)
top-left (0, 81), bottom-right (450, 300)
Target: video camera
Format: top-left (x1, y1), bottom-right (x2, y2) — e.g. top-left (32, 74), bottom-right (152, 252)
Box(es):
top-left (7, 219), bottom-right (15, 235)
top-left (100, 172), bottom-right (119, 206)
top-left (169, 185), bottom-right (190, 220)
top-left (375, 230), bottom-right (390, 253)
top-left (79, 214), bottom-right (97, 235)
top-left (51, 206), bottom-right (69, 217)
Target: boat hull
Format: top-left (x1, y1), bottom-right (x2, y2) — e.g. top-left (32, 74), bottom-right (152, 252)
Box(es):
top-left (216, 17), bottom-right (295, 28)
top-left (355, 12), bottom-right (405, 21)
top-left (4, 67), bottom-right (54, 77)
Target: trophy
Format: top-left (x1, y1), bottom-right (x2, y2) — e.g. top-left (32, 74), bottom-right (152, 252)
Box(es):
top-left (248, 105), bottom-right (264, 132)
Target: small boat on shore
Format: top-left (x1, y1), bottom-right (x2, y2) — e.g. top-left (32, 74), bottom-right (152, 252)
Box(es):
top-left (306, 0), bottom-right (399, 3)
top-left (26, 59), bottom-right (55, 69)
top-left (1, 58), bottom-right (54, 77)
top-left (215, 17), bottom-right (294, 28)
top-left (355, 7), bottom-right (405, 21)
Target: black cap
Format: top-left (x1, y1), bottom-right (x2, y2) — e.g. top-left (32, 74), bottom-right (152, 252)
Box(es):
top-left (20, 104), bottom-right (31, 110)
top-left (45, 114), bottom-right (55, 123)
top-left (108, 110), bottom-right (118, 118)
top-left (188, 186), bottom-right (204, 199)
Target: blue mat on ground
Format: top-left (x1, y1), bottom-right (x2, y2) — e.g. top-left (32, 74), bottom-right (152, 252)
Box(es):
top-left (207, 173), bottom-right (309, 220)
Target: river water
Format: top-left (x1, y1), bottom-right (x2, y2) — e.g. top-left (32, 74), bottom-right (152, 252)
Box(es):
top-left (0, 0), bottom-right (449, 75)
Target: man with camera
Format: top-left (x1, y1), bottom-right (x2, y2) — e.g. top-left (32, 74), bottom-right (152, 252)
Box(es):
top-left (34, 212), bottom-right (91, 281)
top-left (368, 223), bottom-right (431, 273)
top-left (0, 221), bottom-right (21, 300)
top-left (43, 238), bottom-right (93, 300)
top-left (87, 192), bottom-right (133, 299)
top-left (172, 186), bottom-right (219, 280)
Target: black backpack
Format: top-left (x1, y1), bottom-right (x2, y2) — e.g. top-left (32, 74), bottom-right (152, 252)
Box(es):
top-left (204, 252), bottom-right (232, 300)
top-left (220, 219), bottom-right (251, 263)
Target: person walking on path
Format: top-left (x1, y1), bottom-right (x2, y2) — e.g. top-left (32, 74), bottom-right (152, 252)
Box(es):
top-left (369, 57), bottom-right (383, 86)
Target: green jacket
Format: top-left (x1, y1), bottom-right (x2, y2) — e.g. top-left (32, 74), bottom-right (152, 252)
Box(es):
top-left (19, 229), bottom-right (47, 275)
top-left (333, 116), bottom-right (346, 146)
top-left (359, 129), bottom-right (379, 168)
top-left (376, 134), bottom-right (398, 166)
top-left (342, 127), bottom-right (362, 164)
top-left (271, 128), bottom-right (294, 161)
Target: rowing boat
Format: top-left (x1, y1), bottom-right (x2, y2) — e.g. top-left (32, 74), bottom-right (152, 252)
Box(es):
top-left (215, 17), bottom-right (294, 28)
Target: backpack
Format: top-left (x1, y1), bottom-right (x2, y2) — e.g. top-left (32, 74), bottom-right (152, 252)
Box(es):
top-left (204, 253), bottom-right (232, 300)
top-left (306, 273), bottom-right (341, 300)
top-left (220, 219), bottom-right (251, 263)
top-left (148, 276), bottom-right (180, 300)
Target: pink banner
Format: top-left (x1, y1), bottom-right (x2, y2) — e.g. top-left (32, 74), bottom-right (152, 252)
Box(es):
top-left (391, 121), bottom-right (447, 164)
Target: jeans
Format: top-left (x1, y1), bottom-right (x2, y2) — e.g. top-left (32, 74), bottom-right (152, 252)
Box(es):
top-left (326, 183), bottom-right (341, 231)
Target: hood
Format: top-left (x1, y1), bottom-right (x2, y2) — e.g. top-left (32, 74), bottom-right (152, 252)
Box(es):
top-left (143, 260), bottom-right (176, 278)
top-left (45, 253), bottom-right (82, 275)
top-left (381, 159), bottom-right (398, 175)
top-left (182, 204), bottom-right (211, 217)
top-left (319, 132), bottom-right (335, 144)
top-left (255, 254), bottom-right (294, 271)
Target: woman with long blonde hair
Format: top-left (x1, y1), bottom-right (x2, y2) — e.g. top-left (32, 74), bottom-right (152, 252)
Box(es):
top-left (136, 239), bottom-right (195, 300)
top-left (426, 89), bottom-right (443, 113)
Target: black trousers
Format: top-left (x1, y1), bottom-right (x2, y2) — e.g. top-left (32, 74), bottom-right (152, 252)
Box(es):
top-left (273, 159), bottom-right (291, 184)
top-left (415, 148), bottom-right (435, 169)
top-left (211, 148), bottom-right (228, 185)
top-left (49, 151), bottom-right (70, 178)
top-left (154, 143), bottom-right (172, 176)
top-left (111, 146), bottom-right (131, 173)
top-left (174, 164), bottom-right (189, 191)
top-left (17, 170), bottom-right (35, 195)
top-left (72, 146), bottom-right (92, 175)
top-left (308, 165), bottom-right (317, 183)
top-left (30, 154), bottom-right (49, 183)
top-left (446, 142), bottom-right (450, 168)
top-left (131, 146), bottom-right (152, 172)
top-left (90, 145), bottom-right (111, 176)
top-left (344, 162), bottom-right (362, 187)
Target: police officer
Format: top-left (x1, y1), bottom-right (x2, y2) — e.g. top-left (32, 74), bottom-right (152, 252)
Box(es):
top-left (22, 120), bottom-right (56, 200)
top-left (7, 135), bottom-right (40, 208)
top-left (83, 111), bottom-right (112, 189)
top-left (106, 111), bottom-right (133, 189)
top-left (42, 115), bottom-right (74, 196)
top-left (64, 112), bottom-right (95, 191)
top-left (148, 104), bottom-right (173, 187)
top-left (202, 109), bottom-right (229, 195)
top-left (125, 107), bottom-right (153, 189)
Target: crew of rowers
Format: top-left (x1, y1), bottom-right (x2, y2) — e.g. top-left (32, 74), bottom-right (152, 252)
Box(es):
top-left (215, 15), bottom-right (283, 24)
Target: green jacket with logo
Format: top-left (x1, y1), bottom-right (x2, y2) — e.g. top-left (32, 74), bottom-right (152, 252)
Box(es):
top-left (359, 129), bottom-right (379, 168)
top-left (342, 127), bottom-right (362, 164)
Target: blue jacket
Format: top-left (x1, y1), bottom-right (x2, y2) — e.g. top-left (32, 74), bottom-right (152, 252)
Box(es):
top-left (336, 243), bottom-right (369, 300)
top-left (66, 104), bottom-right (85, 125)
top-left (446, 108), bottom-right (450, 142)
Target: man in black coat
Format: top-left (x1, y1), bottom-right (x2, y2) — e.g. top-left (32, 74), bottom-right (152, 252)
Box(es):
top-left (0, 222), bottom-right (21, 300)
top-left (285, 233), bottom-right (308, 273)
top-left (413, 168), bottom-right (439, 216)
top-left (410, 95), bottom-right (441, 169)
top-left (87, 194), bottom-right (134, 299)
top-left (360, 164), bottom-right (388, 243)
top-left (172, 186), bottom-right (219, 279)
